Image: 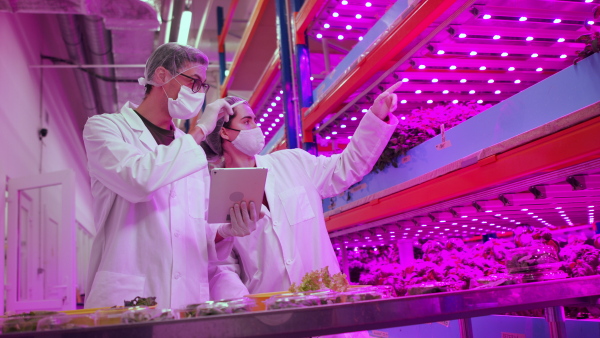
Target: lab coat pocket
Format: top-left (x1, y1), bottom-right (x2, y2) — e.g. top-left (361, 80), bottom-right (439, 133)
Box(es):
top-left (278, 186), bottom-right (315, 225)
top-left (85, 271), bottom-right (145, 308)
top-left (187, 176), bottom-right (205, 219)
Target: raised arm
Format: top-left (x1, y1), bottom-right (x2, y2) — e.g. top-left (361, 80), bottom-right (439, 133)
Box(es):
top-left (83, 116), bottom-right (208, 203)
top-left (300, 81), bottom-right (402, 197)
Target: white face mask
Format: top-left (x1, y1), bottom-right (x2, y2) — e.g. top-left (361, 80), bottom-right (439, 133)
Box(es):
top-left (228, 127), bottom-right (265, 156)
top-left (163, 83), bottom-right (205, 120)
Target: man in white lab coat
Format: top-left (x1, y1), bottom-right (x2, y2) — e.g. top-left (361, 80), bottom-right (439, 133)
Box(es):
top-left (83, 43), bottom-right (257, 309)
top-left (204, 82), bottom-right (401, 299)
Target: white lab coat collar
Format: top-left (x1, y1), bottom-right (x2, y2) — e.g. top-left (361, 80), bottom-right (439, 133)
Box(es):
top-left (120, 102), bottom-right (182, 151)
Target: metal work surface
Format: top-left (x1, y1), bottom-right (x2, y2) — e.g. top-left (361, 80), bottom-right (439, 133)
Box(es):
top-left (8, 276), bottom-right (600, 337)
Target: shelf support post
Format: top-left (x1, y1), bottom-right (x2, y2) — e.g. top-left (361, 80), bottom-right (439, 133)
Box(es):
top-left (291, 0), bottom-right (316, 153)
top-left (458, 318), bottom-right (473, 338)
top-left (545, 306), bottom-right (567, 338)
top-left (216, 6), bottom-right (227, 87)
top-left (276, 0), bottom-right (300, 149)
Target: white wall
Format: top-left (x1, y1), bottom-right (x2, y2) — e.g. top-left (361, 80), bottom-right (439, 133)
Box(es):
top-left (0, 12), bottom-right (94, 234)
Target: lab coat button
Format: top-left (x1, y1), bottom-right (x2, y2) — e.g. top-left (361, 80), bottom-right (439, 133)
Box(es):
top-left (174, 273), bottom-right (181, 280)
top-left (286, 259), bottom-right (292, 265)
top-left (171, 191), bottom-right (177, 199)
top-left (174, 232), bottom-right (180, 238)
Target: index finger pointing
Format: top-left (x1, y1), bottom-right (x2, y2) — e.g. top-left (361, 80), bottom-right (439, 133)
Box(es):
top-left (385, 81), bottom-right (403, 94)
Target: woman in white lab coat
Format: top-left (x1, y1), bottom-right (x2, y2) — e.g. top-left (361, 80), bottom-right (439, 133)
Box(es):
top-left (204, 82), bottom-right (401, 299)
top-left (83, 43), bottom-right (257, 310)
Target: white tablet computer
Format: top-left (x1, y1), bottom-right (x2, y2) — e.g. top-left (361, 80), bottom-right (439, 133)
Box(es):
top-left (207, 167), bottom-right (268, 223)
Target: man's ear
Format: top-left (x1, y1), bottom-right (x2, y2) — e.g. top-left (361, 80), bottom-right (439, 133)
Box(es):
top-left (154, 66), bottom-right (169, 85)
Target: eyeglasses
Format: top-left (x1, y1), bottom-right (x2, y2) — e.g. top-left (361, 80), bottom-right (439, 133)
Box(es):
top-left (178, 73), bottom-right (210, 93)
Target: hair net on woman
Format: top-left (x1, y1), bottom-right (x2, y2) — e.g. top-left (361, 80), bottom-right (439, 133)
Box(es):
top-left (137, 42), bottom-right (209, 92)
top-left (201, 96), bottom-right (249, 160)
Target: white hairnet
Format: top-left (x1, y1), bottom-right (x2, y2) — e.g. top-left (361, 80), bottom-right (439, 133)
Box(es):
top-left (201, 96), bottom-right (250, 160)
top-left (138, 42), bottom-right (209, 87)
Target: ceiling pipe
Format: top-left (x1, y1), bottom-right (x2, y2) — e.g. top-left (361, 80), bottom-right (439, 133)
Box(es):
top-left (8, 0), bottom-right (159, 116)
top-left (30, 64), bottom-right (145, 69)
top-left (194, 0), bottom-right (214, 48)
top-left (56, 14), bottom-right (98, 117)
top-left (168, 0), bottom-right (186, 42)
top-left (158, 0), bottom-right (174, 45)
top-left (82, 15), bottom-right (118, 114)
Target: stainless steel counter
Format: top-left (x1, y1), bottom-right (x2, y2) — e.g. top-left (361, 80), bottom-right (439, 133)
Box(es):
top-left (8, 275), bottom-right (600, 338)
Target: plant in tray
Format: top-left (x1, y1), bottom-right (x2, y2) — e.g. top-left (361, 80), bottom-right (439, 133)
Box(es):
top-left (288, 266), bottom-right (349, 293)
top-left (124, 296), bottom-right (157, 307)
top-left (372, 101), bottom-right (491, 173)
top-left (1, 312), bottom-right (60, 333)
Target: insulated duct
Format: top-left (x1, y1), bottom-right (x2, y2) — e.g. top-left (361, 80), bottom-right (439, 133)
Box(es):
top-left (82, 16), bottom-right (118, 115)
top-left (56, 14), bottom-right (98, 117)
top-left (2, 0), bottom-right (159, 115)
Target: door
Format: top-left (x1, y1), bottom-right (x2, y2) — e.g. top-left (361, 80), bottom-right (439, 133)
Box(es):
top-left (6, 170), bottom-right (76, 313)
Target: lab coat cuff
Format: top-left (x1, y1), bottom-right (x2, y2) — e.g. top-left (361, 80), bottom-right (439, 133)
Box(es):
top-left (364, 109), bottom-right (399, 130)
top-left (207, 223), bottom-right (235, 262)
top-left (181, 134), bottom-right (209, 166)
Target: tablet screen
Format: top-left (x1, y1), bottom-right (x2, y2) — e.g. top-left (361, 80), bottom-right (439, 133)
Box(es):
top-left (207, 167), bottom-right (268, 223)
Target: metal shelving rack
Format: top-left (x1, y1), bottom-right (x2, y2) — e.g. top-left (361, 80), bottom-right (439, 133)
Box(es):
top-left (8, 275), bottom-right (600, 338)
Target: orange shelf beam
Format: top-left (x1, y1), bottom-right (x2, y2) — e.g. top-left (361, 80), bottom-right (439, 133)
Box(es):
top-left (326, 116), bottom-right (600, 232)
top-left (294, 0), bottom-right (327, 44)
top-left (248, 51), bottom-right (280, 110)
top-left (220, 0), bottom-right (270, 98)
top-left (217, 0), bottom-right (239, 52)
top-left (301, 0), bottom-right (458, 142)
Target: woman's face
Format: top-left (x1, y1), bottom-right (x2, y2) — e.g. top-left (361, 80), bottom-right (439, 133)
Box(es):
top-left (220, 104), bottom-right (259, 142)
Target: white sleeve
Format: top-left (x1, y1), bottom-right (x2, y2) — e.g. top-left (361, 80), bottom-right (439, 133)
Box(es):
top-left (208, 245), bottom-right (250, 301)
top-left (83, 116), bottom-right (208, 203)
top-left (205, 223), bottom-right (235, 263)
top-left (298, 110), bottom-right (398, 198)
